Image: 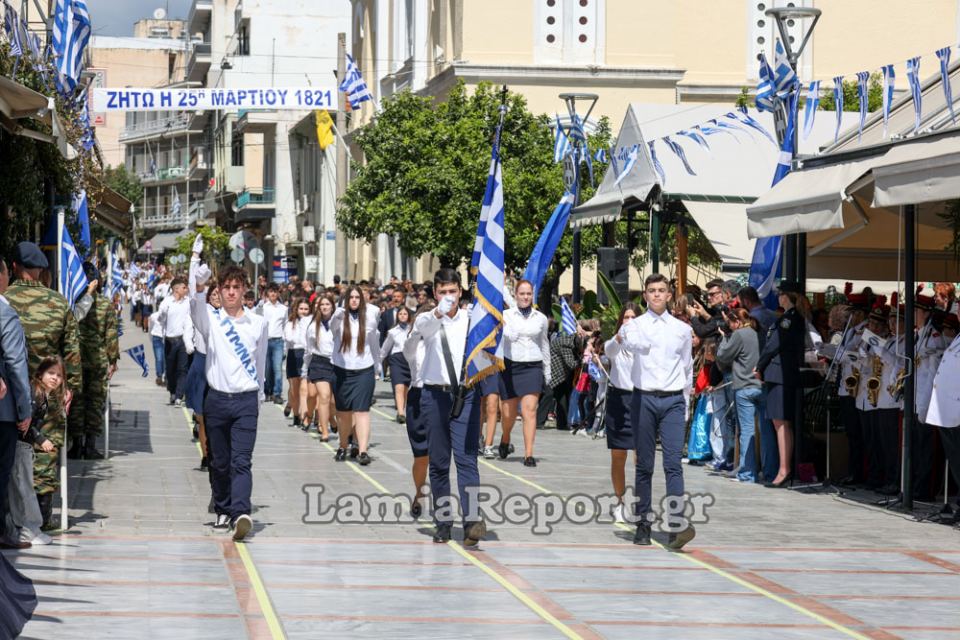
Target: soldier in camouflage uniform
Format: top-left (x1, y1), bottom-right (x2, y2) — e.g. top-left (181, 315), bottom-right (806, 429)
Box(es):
top-left (5, 243), bottom-right (82, 529)
top-left (67, 263), bottom-right (119, 460)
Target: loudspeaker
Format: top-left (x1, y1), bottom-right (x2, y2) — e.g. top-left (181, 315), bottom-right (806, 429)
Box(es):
top-left (597, 247), bottom-right (629, 305)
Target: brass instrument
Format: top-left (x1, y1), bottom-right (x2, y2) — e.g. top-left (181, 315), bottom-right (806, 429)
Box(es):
top-left (888, 366), bottom-right (907, 401)
top-left (866, 356), bottom-right (884, 407)
top-left (844, 369), bottom-right (861, 396)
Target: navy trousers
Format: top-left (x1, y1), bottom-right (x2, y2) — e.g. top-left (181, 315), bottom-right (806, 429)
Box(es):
top-left (631, 391), bottom-right (686, 522)
top-left (164, 336), bottom-right (188, 399)
top-left (421, 387), bottom-right (481, 526)
top-left (204, 389), bottom-right (259, 519)
top-left (0, 423), bottom-right (17, 531)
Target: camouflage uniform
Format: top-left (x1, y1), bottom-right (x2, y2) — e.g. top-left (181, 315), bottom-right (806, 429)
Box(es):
top-left (4, 279), bottom-right (82, 495)
top-left (68, 292), bottom-right (119, 438)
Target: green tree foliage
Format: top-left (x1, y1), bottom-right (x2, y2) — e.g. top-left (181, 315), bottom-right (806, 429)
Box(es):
top-left (820, 73), bottom-right (883, 112)
top-left (339, 81), bottom-right (607, 274)
top-left (169, 226), bottom-right (231, 265)
top-left (103, 165), bottom-right (143, 209)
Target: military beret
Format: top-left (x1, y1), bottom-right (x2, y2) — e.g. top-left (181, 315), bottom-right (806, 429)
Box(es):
top-left (776, 280), bottom-right (802, 294)
top-left (13, 242), bottom-right (49, 269)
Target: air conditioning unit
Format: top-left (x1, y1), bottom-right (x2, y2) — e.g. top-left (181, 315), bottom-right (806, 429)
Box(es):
top-left (301, 225), bottom-right (316, 243)
top-left (301, 193), bottom-right (309, 212)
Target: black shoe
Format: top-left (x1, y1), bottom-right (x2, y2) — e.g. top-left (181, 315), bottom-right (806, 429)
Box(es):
top-left (66, 437), bottom-right (83, 460)
top-left (397, 413), bottom-right (406, 424)
top-left (192, 424), bottom-right (199, 440)
top-left (463, 520), bottom-right (487, 547)
top-left (169, 394), bottom-right (176, 405)
top-left (432, 523), bottom-right (452, 543)
top-left (284, 405), bottom-right (292, 418)
top-left (331, 424), bottom-right (338, 434)
top-left (273, 397), bottom-right (284, 406)
top-left (213, 514), bottom-right (230, 530)
top-left (200, 456), bottom-right (208, 471)
top-left (82, 435), bottom-right (104, 460)
top-left (358, 452), bottom-right (371, 466)
top-left (350, 446), bottom-right (360, 459)
top-left (498, 442), bottom-right (510, 460)
top-left (523, 456), bottom-right (537, 467)
top-left (334, 448), bottom-right (346, 461)
top-left (667, 524), bottom-right (696, 551)
top-left (633, 522), bottom-right (652, 546)
top-left (293, 416), bottom-right (301, 427)
top-left (36, 493), bottom-right (53, 529)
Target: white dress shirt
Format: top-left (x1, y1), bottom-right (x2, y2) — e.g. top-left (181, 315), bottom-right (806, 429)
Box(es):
top-left (259, 300), bottom-right (288, 339)
top-left (916, 327), bottom-right (947, 422)
top-left (402, 328), bottom-right (427, 389)
top-left (154, 282), bottom-right (170, 303)
top-left (183, 316), bottom-right (207, 355)
top-left (148, 311), bottom-right (165, 338)
top-left (330, 307), bottom-right (382, 373)
top-left (301, 317), bottom-right (335, 377)
top-left (381, 324), bottom-right (409, 357)
top-left (188, 258), bottom-right (267, 396)
top-left (618, 309), bottom-right (693, 393)
top-left (603, 336), bottom-right (635, 392)
top-left (157, 295), bottom-right (191, 338)
top-left (927, 333), bottom-right (960, 428)
top-left (502, 307), bottom-right (551, 382)
top-left (412, 307), bottom-right (469, 386)
top-left (284, 319), bottom-right (308, 350)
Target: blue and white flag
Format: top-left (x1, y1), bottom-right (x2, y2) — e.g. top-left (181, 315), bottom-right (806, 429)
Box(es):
top-left (615, 144), bottom-right (640, 186)
top-left (802, 80), bottom-right (820, 140)
top-left (471, 150), bottom-right (500, 274)
top-left (906, 56), bottom-right (922, 133)
top-left (170, 186), bottom-right (181, 218)
top-left (553, 114), bottom-right (571, 163)
top-left (117, 316), bottom-right (123, 337)
top-left (593, 147), bottom-right (608, 164)
top-left (647, 141), bottom-right (666, 185)
top-left (560, 297), bottom-right (576, 336)
top-left (125, 345), bottom-right (149, 378)
top-left (60, 226), bottom-right (89, 308)
top-left (937, 47), bottom-right (955, 124)
top-left (523, 192), bottom-right (575, 297)
top-left (773, 39), bottom-right (798, 97)
top-left (677, 127), bottom-right (710, 151)
top-left (881, 64), bottom-right (896, 137)
top-left (464, 112), bottom-right (506, 387)
top-left (662, 136), bottom-right (696, 176)
top-left (52, 0), bottom-right (91, 94)
top-left (729, 111), bottom-right (776, 146)
top-left (833, 75), bottom-right (844, 142)
top-left (72, 190), bottom-right (91, 252)
top-left (338, 53), bottom-right (372, 109)
top-left (856, 71), bottom-right (870, 141)
top-left (567, 114), bottom-right (587, 146)
top-left (4, 1), bottom-right (22, 58)
top-left (111, 253), bottom-right (123, 298)
top-left (755, 53), bottom-right (776, 112)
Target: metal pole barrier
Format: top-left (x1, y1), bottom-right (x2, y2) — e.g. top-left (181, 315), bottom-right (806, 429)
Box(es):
top-left (104, 387), bottom-right (110, 461)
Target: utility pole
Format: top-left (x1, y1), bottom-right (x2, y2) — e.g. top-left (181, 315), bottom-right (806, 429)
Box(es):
top-left (335, 32), bottom-right (348, 281)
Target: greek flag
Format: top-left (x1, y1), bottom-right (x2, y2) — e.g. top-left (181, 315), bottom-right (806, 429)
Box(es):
top-left (881, 64), bottom-right (896, 137)
top-left (802, 80), bottom-right (820, 140)
top-left (523, 192), bottom-right (575, 297)
top-left (125, 345), bottom-right (149, 378)
top-left (464, 115), bottom-right (506, 388)
top-left (117, 316), bottom-right (123, 337)
top-left (906, 56), bottom-right (922, 132)
top-left (856, 71), bottom-right (870, 141)
top-left (471, 148), bottom-right (500, 274)
top-left (72, 190), bottom-right (91, 253)
top-left (677, 127), bottom-right (710, 151)
top-left (594, 147), bottom-right (608, 163)
top-left (937, 47), bottom-right (955, 124)
top-left (111, 253), bottom-right (123, 298)
top-left (615, 144), bottom-right (640, 186)
top-left (833, 76), bottom-right (844, 142)
top-left (773, 39), bottom-right (798, 97)
top-left (52, 0), bottom-right (91, 93)
top-left (730, 111), bottom-right (776, 146)
top-left (647, 141), bottom-right (666, 185)
top-left (170, 187), bottom-right (181, 218)
top-left (756, 53), bottom-right (775, 112)
top-left (60, 226), bottom-right (89, 308)
top-left (560, 297), bottom-right (576, 336)
top-left (662, 136), bottom-right (696, 176)
top-left (567, 114), bottom-right (587, 146)
top-left (338, 53), bottom-right (372, 109)
top-left (3, 1), bottom-right (22, 57)
top-left (553, 114), bottom-right (571, 162)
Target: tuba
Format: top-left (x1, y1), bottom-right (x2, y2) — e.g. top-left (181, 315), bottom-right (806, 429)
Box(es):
top-left (866, 356), bottom-right (884, 407)
top-left (844, 369), bottom-right (861, 396)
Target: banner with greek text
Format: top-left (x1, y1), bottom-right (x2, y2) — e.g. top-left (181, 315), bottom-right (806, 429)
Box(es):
top-left (92, 87), bottom-right (337, 112)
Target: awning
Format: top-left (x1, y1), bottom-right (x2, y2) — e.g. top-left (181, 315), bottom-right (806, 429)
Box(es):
top-left (872, 135), bottom-right (960, 207)
top-left (681, 200), bottom-right (754, 269)
top-left (139, 230), bottom-right (187, 254)
top-left (0, 77), bottom-right (48, 119)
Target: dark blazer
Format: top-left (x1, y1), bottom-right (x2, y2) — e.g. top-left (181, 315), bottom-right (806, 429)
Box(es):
top-left (0, 299), bottom-right (33, 424)
top-left (757, 307), bottom-right (805, 386)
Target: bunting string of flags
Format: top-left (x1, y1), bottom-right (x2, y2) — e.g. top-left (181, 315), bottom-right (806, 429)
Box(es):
top-left (856, 70), bottom-right (870, 140)
top-left (906, 56), bottom-right (923, 133)
top-left (832, 76), bottom-right (844, 142)
top-left (881, 64), bottom-right (896, 137)
top-left (936, 47), bottom-right (955, 124)
top-left (802, 80), bottom-right (820, 139)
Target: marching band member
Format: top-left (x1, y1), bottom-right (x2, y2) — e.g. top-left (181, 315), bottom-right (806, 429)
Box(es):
top-left (824, 298), bottom-right (867, 485)
top-left (911, 289), bottom-right (947, 500)
top-left (856, 303), bottom-right (899, 496)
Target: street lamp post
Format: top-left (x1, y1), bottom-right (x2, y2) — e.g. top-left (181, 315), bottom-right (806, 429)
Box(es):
top-left (559, 92), bottom-right (598, 305)
top-left (764, 7), bottom-right (821, 288)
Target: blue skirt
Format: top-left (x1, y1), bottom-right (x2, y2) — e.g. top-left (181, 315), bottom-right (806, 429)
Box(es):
top-left (765, 382), bottom-right (796, 421)
top-left (387, 352), bottom-right (411, 386)
top-left (604, 387), bottom-right (633, 449)
top-left (334, 365), bottom-right (375, 412)
top-left (286, 348), bottom-right (305, 379)
top-left (307, 355), bottom-right (336, 385)
top-left (499, 360), bottom-right (544, 400)
top-left (478, 370), bottom-right (501, 398)
top-left (405, 387), bottom-right (428, 458)
top-left (185, 352), bottom-right (208, 415)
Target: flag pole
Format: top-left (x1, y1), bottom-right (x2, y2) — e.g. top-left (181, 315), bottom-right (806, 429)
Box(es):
top-left (56, 205), bottom-right (69, 532)
top-left (104, 248), bottom-right (112, 461)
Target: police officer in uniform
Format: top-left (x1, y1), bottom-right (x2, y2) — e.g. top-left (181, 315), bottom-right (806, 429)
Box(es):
top-left (67, 262), bottom-right (119, 460)
top-left (4, 242), bottom-right (81, 529)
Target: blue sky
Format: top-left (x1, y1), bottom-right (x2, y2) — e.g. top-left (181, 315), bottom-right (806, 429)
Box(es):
top-left (93, 0), bottom-right (193, 36)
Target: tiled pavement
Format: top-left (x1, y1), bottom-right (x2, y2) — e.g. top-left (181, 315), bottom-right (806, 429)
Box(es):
top-left (4, 319), bottom-right (960, 639)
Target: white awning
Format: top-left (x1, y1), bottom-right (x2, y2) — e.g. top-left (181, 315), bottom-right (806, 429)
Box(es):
top-left (681, 200), bottom-right (753, 269)
top-left (0, 77), bottom-right (47, 120)
top-left (872, 135), bottom-right (960, 207)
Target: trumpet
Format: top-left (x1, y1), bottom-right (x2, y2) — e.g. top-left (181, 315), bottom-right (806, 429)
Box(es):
top-left (866, 356), bottom-right (884, 407)
top-left (844, 369), bottom-right (861, 396)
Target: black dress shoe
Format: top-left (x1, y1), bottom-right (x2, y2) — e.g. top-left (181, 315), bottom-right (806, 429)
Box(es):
top-left (200, 456), bottom-right (208, 471)
top-left (284, 405), bottom-right (292, 418)
top-left (66, 438), bottom-right (83, 460)
top-left (350, 446), bottom-right (360, 459)
top-left (433, 523), bottom-right (452, 543)
top-left (334, 448), bottom-right (347, 461)
top-left (523, 456), bottom-right (537, 467)
top-left (667, 524), bottom-right (696, 551)
top-left (878, 483), bottom-right (900, 496)
top-left (498, 442), bottom-right (510, 460)
top-left (463, 520), bottom-right (487, 547)
top-left (765, 474), bottom-right (792, 488)
top-left (293, 416), bottom-right (301, 427)
top-left (633, 522), bottom-right (651, 545)
top-left (358, 452), bottom-right (371, 466)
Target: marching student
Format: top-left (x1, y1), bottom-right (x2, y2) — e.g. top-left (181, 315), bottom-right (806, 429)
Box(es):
top-left (189, 235), bottom-right (268, 542)
top-left (283, 298), bottom-right (311, 428)
top-left (302, 295), bottom-right (337, 441)
top-left (402, 302), bottom-right (435, 518)
top-left (184, 285), bottom-right (221, 470)
top-left (258, 284), bottom-right (288, 405)
top-left (330, 285), bottom-right (381, 465)
top-left (497, 279), bottom-right (550, 467)
top-left (381, 305), bottom-right (412, 423)
top-left (619, 273), bottom-right (694, 550)
top-left (603, 302), bottom-right (640, 522)
top-left (157, 277), bottom-right (191, 406)
top-left (148, 306), bottom-right (166, 387)
top-left (412, 268), bottom-right (486, 545)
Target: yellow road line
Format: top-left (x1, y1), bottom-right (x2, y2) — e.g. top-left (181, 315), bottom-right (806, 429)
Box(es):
top-left (180, 407), bottom-right (204, 457)
top-left (318, 441), bottom-right (391, 493)
top-left (478, 458), bottom-right (550, 493)
top-left (447, 541), bottom-right (583, 640)
top-left (370, 406), bottom-right (396, 422)
top-left (235, 542), bottom-right (287, 640)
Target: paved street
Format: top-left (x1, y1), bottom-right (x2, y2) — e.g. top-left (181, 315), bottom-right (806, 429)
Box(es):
top-left (3, 321), bottom-right (960, 640)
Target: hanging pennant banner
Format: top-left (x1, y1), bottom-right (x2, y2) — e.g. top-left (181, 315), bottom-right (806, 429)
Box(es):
top-left (906, 57), bottom-right (923, 133)
top-left (881, 64), bottom-right (896, 137)
top-left (936, 46), bottom-right (955, 124)
top-left (93, 87), bottom-right (337, 112)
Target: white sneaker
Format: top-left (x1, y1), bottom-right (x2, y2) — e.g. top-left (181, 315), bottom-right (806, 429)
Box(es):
top-left (232, 514), bottom-right (252, 541)
top-left (213, 514), bottom-right (230, 530)
top-left (30, 532), bottom-right (53, 545)
top-left (483, 445), bottom-right (496, 459)
top-left (613, 503), bottom-right (627, 524)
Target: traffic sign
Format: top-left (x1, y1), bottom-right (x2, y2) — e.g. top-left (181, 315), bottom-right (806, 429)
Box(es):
top-left (231, 247), bottom-right (245, 263)
top-left (248, 248), bottom-right (265, 265)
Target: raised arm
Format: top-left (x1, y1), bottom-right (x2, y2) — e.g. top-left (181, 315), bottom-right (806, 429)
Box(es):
top-left (618, 319), bottom-right (651, 355)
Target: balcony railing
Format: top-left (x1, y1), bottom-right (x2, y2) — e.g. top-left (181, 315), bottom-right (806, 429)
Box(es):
top-left (139, 201), bottom-right (204, 230)
top-left (120, 114), bottom-right (192, 141)
top-left (236, 188), bottom-right (275, 209)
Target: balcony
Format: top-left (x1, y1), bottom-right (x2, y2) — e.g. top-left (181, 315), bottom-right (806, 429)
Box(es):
top-left (235, 109), bottom-right (277, 133)
top-left (187, 0), bottom-right (212, 35)
top-left (189, 148), bottom-right (209, 179)
top-left (140, 166), bottom-right (188, 185)
top-left (140, 200), bottom-right (202, 231)
top-left (187, 42), bottom-right (211, 83)
top-left (120, 113), bottom-right (193, 142)
top-left (234, 187), bottom-right (275, 222)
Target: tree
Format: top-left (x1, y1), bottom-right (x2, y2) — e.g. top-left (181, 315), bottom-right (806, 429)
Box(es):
top-left (820, 73), bottom-right (883, 112)
top-left (169, 226), bottom-right (231, 267)
top-left (339, 81), bottom-right (606, 275)
top-left (103, 165), bottom-right (143, 208)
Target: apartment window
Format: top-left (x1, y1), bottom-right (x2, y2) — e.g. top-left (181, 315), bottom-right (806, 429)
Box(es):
top-left (237, 19), bottom-right (250, 56)
top-left (231, 129), bottom-right (244, 167)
